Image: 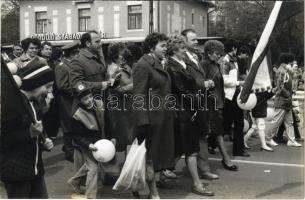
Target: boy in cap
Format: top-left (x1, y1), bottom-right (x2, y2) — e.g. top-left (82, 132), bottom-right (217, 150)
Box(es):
top-left (67, 82), bottom-right (115, 199)
top-left (0, 57), bottom-right (54, 198)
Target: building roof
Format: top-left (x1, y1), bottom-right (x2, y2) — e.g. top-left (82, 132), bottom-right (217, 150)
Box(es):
top-left (194, 0), bottom-right (216, 8)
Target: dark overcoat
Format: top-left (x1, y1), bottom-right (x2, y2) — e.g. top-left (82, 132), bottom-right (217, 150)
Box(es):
top-left (166, 58), bottom-right (197, 121)
top-left (69, 49), bottom-right (107, 94)
top-left (183, 52), bottom-right (209, 134)
top-left (166, 58), bottom-right (203, 156)
top-left (132, 54), bottom-right (175, 171)
top-left (54, 59), bottom-right (73, 133)
top-left (202, 59), bottom-right (225, 109)
top-left (108, 64), bottom-right (134, 152)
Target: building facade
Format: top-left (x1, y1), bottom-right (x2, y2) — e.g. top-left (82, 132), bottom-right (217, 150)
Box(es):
top-left (20, 0), bottom-right (213, 44)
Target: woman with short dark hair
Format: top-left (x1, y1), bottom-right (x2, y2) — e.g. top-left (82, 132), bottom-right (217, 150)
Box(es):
top-left (132, 32), bottom-right (175, 199)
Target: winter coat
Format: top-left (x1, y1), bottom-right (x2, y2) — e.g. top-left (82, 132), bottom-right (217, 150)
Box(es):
top-left (55, 59), bottom-right (74, 133)
top-left (202, 59), bottom-right (225, 109)
top-left (132, 54), bottom-right (175, 171)
top-left (70, 101), bottom-right (105, 151)
top-left (13, 54), bottom-right (47, 71)
top-left (69, 49), bottom-right (107, 95)
top-left (107, 63), bottom-right (134, 151)
top-left (166, 57), bottom-right (197, 122)
top-left (183, 51), bottom-right (209, 134)
top-left (0, 94), bottom-right (45, 182)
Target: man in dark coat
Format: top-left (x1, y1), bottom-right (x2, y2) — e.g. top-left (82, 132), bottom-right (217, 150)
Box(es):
top-left (54, 41), bottom-right (80, 162)
top-left (69, 31), bottom-right (111, 156)
top-left (39, 42), bottom-right (53, 68)
top-left (181, 29), bottom-right (219, 180)
top-left (8, 43), bottom-right (23, 61)
top-left (69, 31), bottom-right (110, 94)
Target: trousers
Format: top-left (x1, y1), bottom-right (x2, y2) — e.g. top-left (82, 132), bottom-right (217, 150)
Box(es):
top-left (4, 176), bottom-right (48, 199)
top-left (69, 148), bottom-right (98, 199)
top-left (223, 91), bottom-right (245, 154)
top-left (265, 109), bottom-right (295, 142)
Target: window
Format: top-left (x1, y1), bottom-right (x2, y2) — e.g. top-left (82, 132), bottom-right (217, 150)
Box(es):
top-left (36, 12), bottom-right (47, 34)
top-left (128, 5), bottom-right (142, 30)
top-left (79, 8), bottom-right (91, 32)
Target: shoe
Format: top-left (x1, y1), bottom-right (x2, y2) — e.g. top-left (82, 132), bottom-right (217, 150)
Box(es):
top-left (67, 179), bottom-right (83, 194)
top-left (287, 141), bottom-right (302, 147)
top-left (161, 169), bottom-right (177, 179)
top-left (221, 160), bottom-right (238, 171)
top-left (260, 146), bottom-right (274, 152)
top-left (295, 138), bottom-right (304, 142)
top-left (148, 194), bottom-right (160, 199)
top-left (200, 172), bottom-right (219, 180)
top-left (66, 153), bottom-right (74, 163)
top-left (62, 145), bottom-right (67, 153)
top-left (233, 152), bottom-right (250, 157)
top-left (208, 147), bottom-right (216, 154)
top-left (156, 179), bottom-right (174, 189)
top-left (70, 192), bottom-right (87, 199)
top-left (132, 191), bottom-right (141, 199)
top-left (274, 137), bottom-right (287, 144)
top-left (244, 141), bottom-right (251, 149)
top-left (192, 184), bottom-right (214, 196)
top-left (266, 139), bottom-right (278, 146)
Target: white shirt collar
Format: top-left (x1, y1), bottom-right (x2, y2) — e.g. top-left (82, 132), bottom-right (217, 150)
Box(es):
top-left (185, 51), bottom-right (199, 67)
top-left (171, 57), bottom-right (186, 69)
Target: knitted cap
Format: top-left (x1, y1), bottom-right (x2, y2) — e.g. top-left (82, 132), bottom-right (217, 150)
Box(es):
top-left (19, 57), bottom-right (54, 91)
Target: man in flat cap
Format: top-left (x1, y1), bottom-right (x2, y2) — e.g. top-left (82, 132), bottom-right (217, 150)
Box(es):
top-left (54, 41), bottom-right (80, 162)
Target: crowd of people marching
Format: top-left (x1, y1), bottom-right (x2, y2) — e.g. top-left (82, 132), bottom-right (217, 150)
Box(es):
top-left (1, 29), bottom-right (304, 199)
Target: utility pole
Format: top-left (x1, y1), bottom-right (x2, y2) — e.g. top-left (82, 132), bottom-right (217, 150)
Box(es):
top-left (149, 0), bottom-right (154, 34)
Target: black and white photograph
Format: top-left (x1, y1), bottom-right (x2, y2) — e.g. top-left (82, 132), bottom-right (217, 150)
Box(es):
top-left (0, 0), bottom-right (304, 199)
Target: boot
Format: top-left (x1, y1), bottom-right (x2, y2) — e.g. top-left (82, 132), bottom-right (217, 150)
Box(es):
top-left (258, 130), bottom-right (273, 152)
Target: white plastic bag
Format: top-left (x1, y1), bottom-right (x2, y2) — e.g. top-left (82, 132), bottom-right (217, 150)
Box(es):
top-left (112, 139), bottom-right (146, 191)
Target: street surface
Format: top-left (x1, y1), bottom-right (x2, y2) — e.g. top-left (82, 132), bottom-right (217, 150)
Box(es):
top-left (1, 132), bottom-right (303, 199)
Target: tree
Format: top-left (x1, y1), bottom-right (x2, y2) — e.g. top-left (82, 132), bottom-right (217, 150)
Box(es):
top-left (1, 0), bottom-right (20, 45)
top-left (209, 1), bottom-right (304, 64)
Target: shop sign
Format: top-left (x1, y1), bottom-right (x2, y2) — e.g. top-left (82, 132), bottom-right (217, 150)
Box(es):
top-left (32, 32), bottom-right (107, 41)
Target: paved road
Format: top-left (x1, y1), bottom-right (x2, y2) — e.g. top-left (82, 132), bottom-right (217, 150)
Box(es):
top-left (1, 134), bottom-right (304, 199)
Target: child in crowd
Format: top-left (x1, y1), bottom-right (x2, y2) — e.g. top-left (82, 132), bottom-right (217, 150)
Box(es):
top-left (67, 82), bottom-right (115, 199)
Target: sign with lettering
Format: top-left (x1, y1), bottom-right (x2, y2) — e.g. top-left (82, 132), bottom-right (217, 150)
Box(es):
top-left (32, 32), bottom-right (107, 41)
